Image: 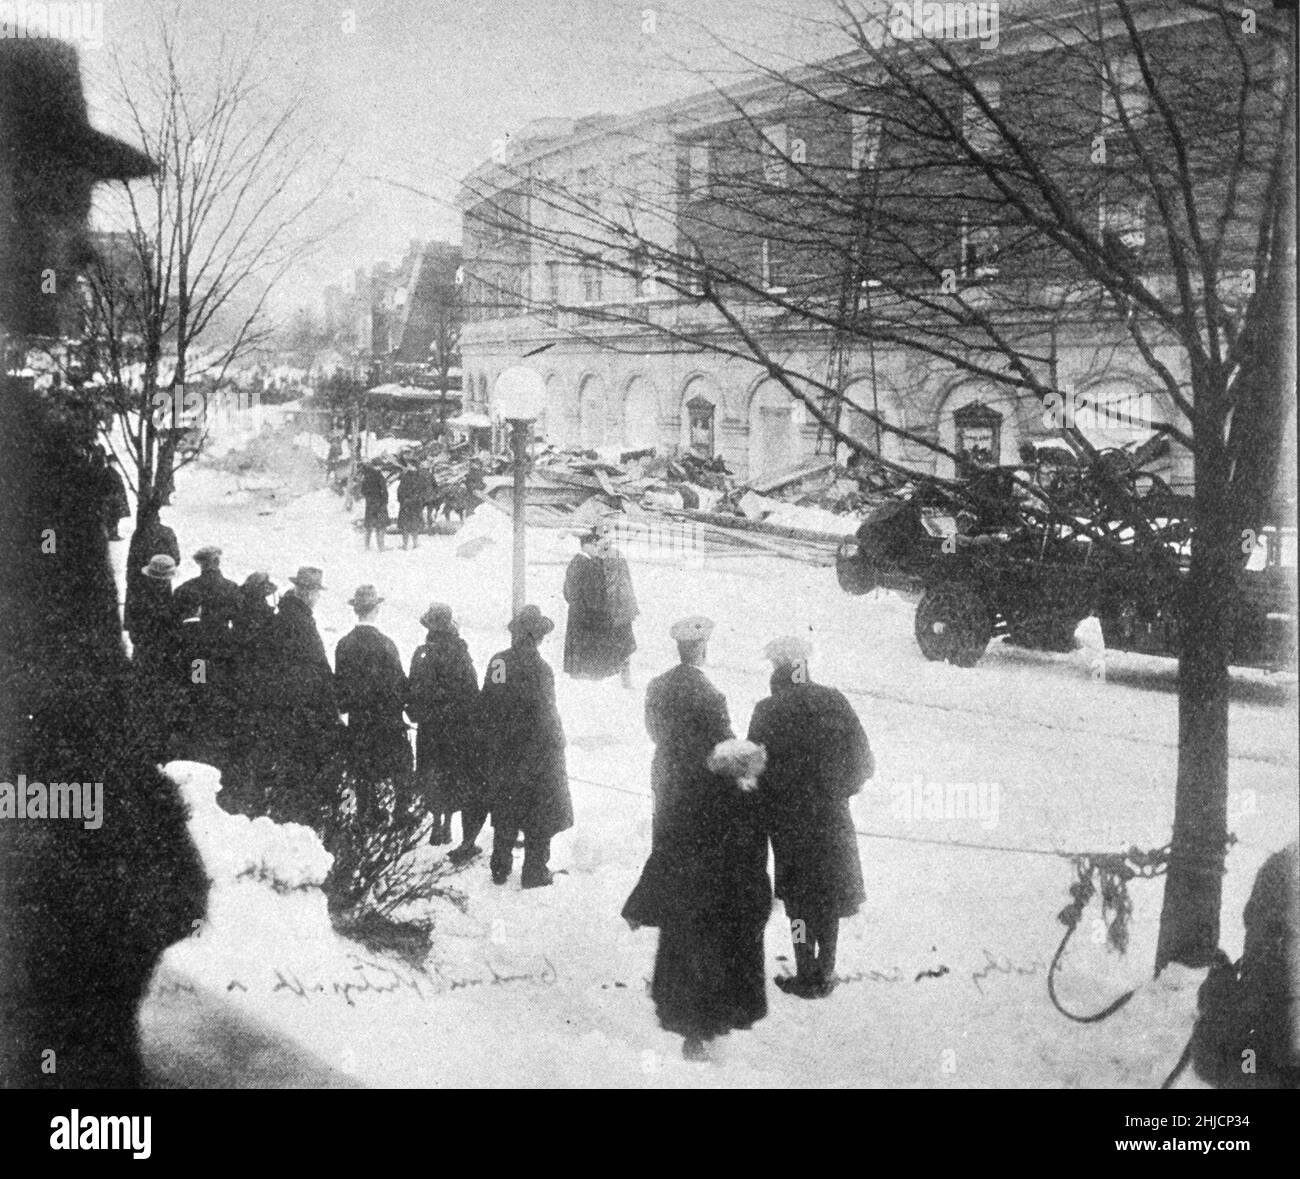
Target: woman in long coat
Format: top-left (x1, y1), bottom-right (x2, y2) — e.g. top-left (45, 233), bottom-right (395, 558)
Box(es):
top-left (600, 533), bottom-right (638, 688)
top-left (220, 572), bottom-right (280, 817)
top-left (406, 602), bottom-right (480, 847)
top-left (746, 636), bottom-right (873, 998)
top-left (562, 530), bottom-right (611, 678)
top-left (478, 605), bottom-right (573, 887)
top-left (623, 617), bottom-right (771, 1059)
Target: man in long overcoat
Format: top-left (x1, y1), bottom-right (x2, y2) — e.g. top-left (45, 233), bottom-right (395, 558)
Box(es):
top-left (220, 571), bottom-right (279, 816)
top-left (478, 605), bottom-right (572, 887)
top-left (600, 532), bottom-right (638, 688)
top-left (265, 566), bottom-right (341, 827)
top-left (172, 544), bottom-right (242, 765)
top-left (622, 616), bottom-right (771, 1060)
top-left (562, 529), bottom-right (611, 678)
top-left (406, 602), bottom-right (481, 849)
top-left (0, 36), bottom-right (206, 1087)
top-left (396, 459), bottom-right (430, 549)
top-left (335, 584), bottom-right (412, 827)
top-left (747, 635), bottom-right (873, 998)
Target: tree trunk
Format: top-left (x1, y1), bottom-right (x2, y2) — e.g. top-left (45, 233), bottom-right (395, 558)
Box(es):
top-left (1156, 450), bottom-right (1234, 970)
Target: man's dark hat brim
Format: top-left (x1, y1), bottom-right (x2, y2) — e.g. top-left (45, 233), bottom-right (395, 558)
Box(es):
top-left (0, 39), bottom-right (156, 181)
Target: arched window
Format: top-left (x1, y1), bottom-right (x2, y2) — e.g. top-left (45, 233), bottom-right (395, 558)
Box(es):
top-left (623, 376), bottom-right (659, 449)
top-left (748, 379), bottom-right (795, 476)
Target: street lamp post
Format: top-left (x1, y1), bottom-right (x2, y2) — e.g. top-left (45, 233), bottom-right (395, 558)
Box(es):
top-left (493, 365), bottom-right (546, 619)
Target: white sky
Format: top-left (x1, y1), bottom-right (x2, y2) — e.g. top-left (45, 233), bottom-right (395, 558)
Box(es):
top-left (79, 0), bottom-right (852, 313)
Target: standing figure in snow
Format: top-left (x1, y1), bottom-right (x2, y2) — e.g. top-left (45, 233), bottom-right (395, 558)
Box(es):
top-left (129, 554), bottom-right (184, 761)
top-left (221, 571), bottom-right (280, 817)
top-left (406, 602), bottom-right (481, 849)
top-left (93, 448), bottom-right (130, 540)
top-left (334, 584), bottom-right (413, 828)
top-left (562, 528), bottom-right (611, 679)
top-left (124, 489), bottom-right (180, 644)
top-left (478, 605), bottom-right (572, 887)
top-left (622, 616), bottom-right (771, 1060)
top-left (600, 531), bottom-right (638, 689)
top-left (747, 635), bottom-right (873, 998)
top-left (265, 566), bottom-right (341, 827)
top-left (358, 461), bottom-right (390, 552)
top-left (396, 458), bottom-right (430, 550)
top-left (172, 544), bottom-right (242, 766)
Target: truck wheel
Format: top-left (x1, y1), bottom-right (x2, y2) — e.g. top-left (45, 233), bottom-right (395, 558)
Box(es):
top-left (915, 584), bottom-right (993, 667)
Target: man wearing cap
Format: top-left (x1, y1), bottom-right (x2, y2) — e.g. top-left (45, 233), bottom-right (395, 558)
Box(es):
top-left (265, 566), bottom-right (341, 827)
top-left (174, 545), bottom-right (242, 634)
top-left (747, 635), bottom-right (873, 998)
top-left (477, 605), bottom-right (573, 887)
top-left (1, 38), bottom-right (206, 1086)
top-left (622, 615), bottom-right (771, 1059)
top-left (335, 585), bottom-right (412, 827)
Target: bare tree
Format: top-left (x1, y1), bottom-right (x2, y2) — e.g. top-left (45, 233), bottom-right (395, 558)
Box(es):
top-left (80, 14), bottom-right (336, 522)
top-left (459, 0), bottom-right (1296, 967)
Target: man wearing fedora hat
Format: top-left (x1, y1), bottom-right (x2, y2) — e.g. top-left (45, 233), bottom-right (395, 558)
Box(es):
top-left (335, 585), bottom-right (412, 828)
top-left (477, 605), bottom-right (573, 887)
top-left (1, 38), bottom-right (207, 1087)
top-left (747, 636), bottom-right (873, 998)
top-left (173, 546), bottom-right (242, 764)
top-left (264, 566), bottom-right (342, 827)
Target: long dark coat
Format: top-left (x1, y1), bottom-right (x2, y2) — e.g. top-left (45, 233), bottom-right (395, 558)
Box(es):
top-left (359, 466), bottom-right (389, 527)
top-left (128, 578), bottom-right (183, 760)
top-left (1, 376), bottom-right (205, 1086)
top-left (220, 593), bottom-right (280, 815)
top-left (623, 663), bottom-right (771, 1040)
top-left (334, 624), bottom-right (412, 784)
top-left (124, 517), bottom-right (179, 638)
top-left (406, 629), bottom-right (480, 812)
top-left (396, 469), bottom-right (430, 534)
top-left (263, 592), bottom-right (341, 822)
top-left (172, 567), bottom-right (243, 756)
top-left (477, 642), bottom-right (572, 838)
top-left (747, 672), bottom-right (873, 919)
top-left (562, 553), bottom-right (612, 678)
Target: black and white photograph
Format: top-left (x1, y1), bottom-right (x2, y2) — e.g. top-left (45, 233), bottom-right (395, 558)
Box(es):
top-left (1, 0), bottom-right (1296, 1120)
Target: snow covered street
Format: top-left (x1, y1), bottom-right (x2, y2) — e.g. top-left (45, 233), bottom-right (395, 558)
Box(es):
top-left (137, 461), bottom-right (1298, 1088)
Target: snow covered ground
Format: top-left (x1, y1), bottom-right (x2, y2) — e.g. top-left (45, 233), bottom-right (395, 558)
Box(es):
top-left (131, 450), bottom-right (1299, 1088)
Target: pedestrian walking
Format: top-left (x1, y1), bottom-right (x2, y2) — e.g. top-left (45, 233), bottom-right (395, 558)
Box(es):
top-left (747, 635), bottom-right (873, 998)
top-left (406, 602), bottom-right (481, 849)
top-left (477, 605), bottom-right (573, 887)
top-left (221, 571), bottom-right (280, 817)
top-left (622, 616), bottom-right (771, 1060)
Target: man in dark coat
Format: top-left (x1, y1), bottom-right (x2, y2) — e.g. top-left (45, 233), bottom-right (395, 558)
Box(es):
top-left (1, 36), bottom-right (206, 1087)
top-left (622, 616), bottom-right (771, 1060)
top-left (406, 602), bottom-right (481, 849)
top-left (747, 635), bottom-right (873, 998)
top-left (129, 554), bottom-right (185, 762)
top-left (334, 584), bottom-right (412, 827)
top-left (478, 605), bottom-right (572, 887)
top-left (563, 529), bottom-right (612, 678)
top-left (124, 490), bottom-right (180, 642)
top-left (396, 460), bottom-right (430, 549)
top-left (358, 462), bottom-right (389, 551)
top-left (172, 544), bottom-right (242, 765)
top-left (220, 572), bottom-right (280, 817)
top-left (264, 566), bottom-right (341, 828)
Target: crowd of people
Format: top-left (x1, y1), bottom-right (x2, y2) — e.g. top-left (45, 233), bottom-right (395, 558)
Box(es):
top-left (121, 510), bottom-right (876, 1061)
